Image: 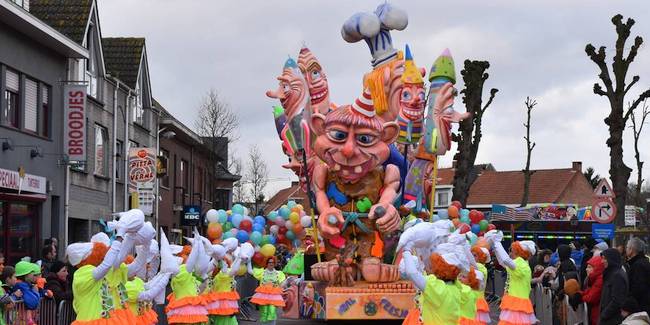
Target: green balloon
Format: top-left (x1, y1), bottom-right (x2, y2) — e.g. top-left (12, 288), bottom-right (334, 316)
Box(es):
top-left (261, 235), bottom-right (271, 246)
top-left (479, 219), bottom-right (489, 231)
top-left (222, 222), bottom-right (233, 233)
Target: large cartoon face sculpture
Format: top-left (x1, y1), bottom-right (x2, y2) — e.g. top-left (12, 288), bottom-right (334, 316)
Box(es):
top-left (266, 57), bottom-right (308, 120)
top-left (399, 83), bottom-right (425, 122)
top-left (298, 47), bottom-right (331, 115)
top-left (281, 146), bottom-right (317, 190)
top-left (311, 91), bottom-right (398, 184)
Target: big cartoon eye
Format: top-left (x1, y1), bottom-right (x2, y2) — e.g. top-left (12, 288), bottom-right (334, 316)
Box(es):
top-left (356, 134), bottom-right (377, 146)
top-left (282, 83), bottom-right (290, 92)
top-left (401, 90), bottom-right (412, 101)
top-left (418, 91), bottom-right (426, 101)
top-left (328, 130), bottom-right (348, 142)
top-left (311, 70), bottom-right (321, 80)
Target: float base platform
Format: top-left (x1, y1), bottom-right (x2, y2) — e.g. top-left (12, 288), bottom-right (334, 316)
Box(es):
top-left (323, 281), bottom-right (416, 320)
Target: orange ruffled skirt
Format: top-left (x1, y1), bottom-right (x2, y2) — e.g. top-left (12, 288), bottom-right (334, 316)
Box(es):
top-left (250, 285), bottom-right (285, 307)
top-left (476, 297), bottom-right (491, 324)
top-left (402, 308), bottom-right (421, 325)
top-left (460, 317), bottom-right (483, 325)
top-left (165, 294), bottom-right (209, 324)
top-left (72, 307), bottom-right (138, 325)
top-left (205, 291), bottom-right (240, 316)
top-left (498, 294), bottom-right (538, 325)
top-left (136, 308), bottom-right (158, 325)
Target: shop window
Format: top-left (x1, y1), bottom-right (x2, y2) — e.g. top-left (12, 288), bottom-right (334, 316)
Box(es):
top-left (0, 202), bottom-right (38, 264)
top-left (4, 69), bottom-right (20, 128)
top-left (94, 124), bottom-right (108, 176)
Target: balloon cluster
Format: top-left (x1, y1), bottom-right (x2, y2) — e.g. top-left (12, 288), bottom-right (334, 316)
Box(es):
top-left (205, 201), bottom-right (313, 268)
top-left (433, 201), bottom-right (496, 245)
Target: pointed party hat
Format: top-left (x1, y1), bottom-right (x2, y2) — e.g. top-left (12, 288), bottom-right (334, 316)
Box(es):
top-left (401, 44), bottom-right (423, 84)
top-left (428, 48), bottom-right (456, 84)
top-left (352, 88), bottom-right (375, 117)
top-left (284, 56), bottom-right (298, 69)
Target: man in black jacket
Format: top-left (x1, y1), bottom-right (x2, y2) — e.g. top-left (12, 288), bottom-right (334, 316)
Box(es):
top-left (600, 248), bottom-right (629, 325)
top-left (625, 237), bottom-right (650, 315)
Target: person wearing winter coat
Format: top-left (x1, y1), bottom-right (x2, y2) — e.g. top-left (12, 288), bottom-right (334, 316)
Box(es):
top-left (625, 238), bottom-right (650, 315)
top-left (568, 255), bottom-right (604, 325)
top-left (599, 248), bottom-right (628, 325)
top-left (621, 297), bottom-right (650, 325)
top-left (45, 260), bottom-right (73, 305)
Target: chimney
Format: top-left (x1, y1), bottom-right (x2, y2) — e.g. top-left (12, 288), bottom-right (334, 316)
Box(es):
top-left (572, 161), bottom-right (582, 172)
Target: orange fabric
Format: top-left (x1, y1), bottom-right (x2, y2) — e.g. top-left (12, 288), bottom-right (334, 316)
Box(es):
top-left (167, 313), bottom-right (208, 324)
top-left (78, 242), bottom-right (109, 268)
top-left (370, 231), bottom-right (384, 258)
top-left (250, 297), bottom-right (285, 307)
top-left (511, 242), bottom-right (531, 260)
top-left (460, 317), bottom-right (483, 325)
top-left (205, 291), bottom-right (240, 301)
top-left (476, 297), bottom-right (489, 312)
top-left (429, 253), bottom-right (460, 281)
top-left (207, 307), bottom-right (239, 316)
top-left (471, 246), bottom-right (489, 264)
top-left (254, 285), bottom-right (282, 295)
top-left (500, 294), bottom-right (534, 313)
top-left (136, 309), bottom-right (158, 325)
top-left (71, 308), bottom-right (136, 325)
top-left (402, 308), bottom-right (422, 325)
top-left (498, 321), bottom-right (534, 325)
top-left (165, 294), bottom-right (206, 312)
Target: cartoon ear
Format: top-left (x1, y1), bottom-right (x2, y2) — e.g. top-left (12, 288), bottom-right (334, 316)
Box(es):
top-left (311, 113), bottom-right (327, 136)
top-left (382, 121), bottom-right (399, 144)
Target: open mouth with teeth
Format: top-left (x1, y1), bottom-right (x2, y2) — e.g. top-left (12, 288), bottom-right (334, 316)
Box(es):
top-left (401, 105), bottom-right (424, 121)
top-left (310, 86), bottom-right (328, 105)
top-left (328, 157), bottom-right (375, 183)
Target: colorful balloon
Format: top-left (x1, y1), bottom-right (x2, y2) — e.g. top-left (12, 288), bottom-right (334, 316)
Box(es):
top-left (207, 223), bottom-right (222, 241)
top-left (232, 204), bottom-right (245, 216)
top-left (452, 218), bottom-right (461, 228)
top-left (460, 209), bottom-right (470, 219)
top-left (466, 232), bottom-right (478, 245)
top-left (231, 214), bottom-right (243, 228)
top-left (250, 231), bottom-right (263, 245)
top-left (267, 211), bottom-right (278, 221)
top-left (479, 219), bottom-right (489, 231)
top-left (279, 227), bottom-right (288, 235)
top-left (437, 209), bottom-right (449, 219)
top-left (261, 234), bottom-right (272, 245)
top-left (222, 222), bottom-right (233, 233)
top-left (286, 230), bottom-right (296, 240)
top-left (206, 209), bottom-right (219, 223)
top-left (252, 223), bottom-right (265, 233)
top-left (289, 212), bottom-right (300, 224)
top-left (253, 251), bottom-right (266, 267)
top-left (460, 215), bottom-right (470, 225)
top-left (260, 244), bottom-right (276, 257)
top-left (287, 201), bottom-right (297, 209)
top-left (293, 223), bottom-right (303, 234)
top-left (236, 230), bottom-right (250, 243)
top-left (269, 225), bottom-right (279, 235)
top-left (448, 206), bottom-right (459, 219)
top-left (300, 215), bottom-right (312, 227)
top-left (239, 220), bottom-right (253, 233)
top-left (471, 224), bottom-right (481, 234)
top-left (279, 206), bottom-right (291, 219)
top-left (457, 223), bottom-right (470, 234)
top-left (451, 201), bottom-right (462, 210)
top-left (274, 217), bottom-right (285, 227)
top-left (469, 210), bottom-right (482, 224)
top-left (285, 220), bottom-right (294, 230)
top-left (254, 215), bottom-right (266, 225)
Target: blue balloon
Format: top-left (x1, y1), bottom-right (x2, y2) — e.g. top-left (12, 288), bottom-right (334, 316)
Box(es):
top-left (236, 230), bottom-right (250, 243)
top-left (278, 207), bottom-right (291, 219)
top-left (252, 223), bottom-right (265, 233)
top-left (461, 209), bottom-right (470, 219)
top-left (232, 204), bottom-right (245, 216)
top-left (471, 224), bottom-right (481, 234)
top-left (218, 214), bottom-right (227, 224)
top-left (287, 201), bottom-right (297, 209)
top-left (267, 211), bottom-right (278, 221)
top-left (254, 216), bottom-right (266, 225)
top-left (286, 230), bottom-right (296, 240)
top-left (232, 214), bottom-right (244, 228)
top-left (222, 232), bottom-right (232, 240)
top-left (250, 231), bottom-right (263, 245)
top-left (438, 209), bottom-right (449, 219)
top-left (268, 235), bottom-right (277, 245)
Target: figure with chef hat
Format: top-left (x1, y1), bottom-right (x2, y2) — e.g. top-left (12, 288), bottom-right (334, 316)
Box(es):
top-left (484, 230), bottom-right (538, 324)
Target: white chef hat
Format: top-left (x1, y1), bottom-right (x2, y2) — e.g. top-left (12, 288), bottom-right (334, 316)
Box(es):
top-left (91, 232), bottom-right (110, 246)
top-left (518, 240), bottom-right (537, 256)
top-left (66, 242), bottom-right (93, 266)
top-left (136, 239), bottom-right (159, 263)
top-left (435, 242), bottom-right (469, 273)
top-left (159, 229), bottom-right (180, 275)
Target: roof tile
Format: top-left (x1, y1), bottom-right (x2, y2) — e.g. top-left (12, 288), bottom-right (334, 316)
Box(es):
top-left (30, 0), bottom-right (92, 44)
top-left (102, 37), bottom-right (144, 88)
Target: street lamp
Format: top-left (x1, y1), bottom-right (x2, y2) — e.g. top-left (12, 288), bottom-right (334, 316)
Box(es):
top-left (155, 127), bottom-right (175, 232)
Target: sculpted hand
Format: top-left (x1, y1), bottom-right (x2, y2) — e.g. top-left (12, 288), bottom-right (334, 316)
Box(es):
top-left (371, 203), bottom-right (400, 233)
top-left (318, 207), bottom-right (344, 238)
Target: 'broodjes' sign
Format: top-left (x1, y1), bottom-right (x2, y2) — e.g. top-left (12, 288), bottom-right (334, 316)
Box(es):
top-left (63, 84), bottom-right (86, 162)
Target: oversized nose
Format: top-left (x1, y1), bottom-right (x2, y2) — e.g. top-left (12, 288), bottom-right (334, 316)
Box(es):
top-left (341, 136), bottom-right (355, 158)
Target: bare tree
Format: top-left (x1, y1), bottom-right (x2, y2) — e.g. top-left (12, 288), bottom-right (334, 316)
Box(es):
top-left (520, 97), bottom-right (537, 207)
top-left (630, 99), bottom-right (649, 207)
top-left (230, 155), bottom-right (246, 204)
top-left (584, 167), bottom-right (602, 189)
top-left (586, 14), bottom-right (650, 224)
top-left (452, 60), bottom-right (498, 206)
top-left (195, 89), bottom-right (239, 143)
top-left (246, 145), bottom-right (269, 214)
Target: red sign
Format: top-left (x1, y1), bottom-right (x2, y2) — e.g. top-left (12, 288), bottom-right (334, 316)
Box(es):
top-left (63, 84), bottom-right (86, 162)
top-left (0, 168), bottom-right (46, 194)
top-left (592, 198), bottom-right (617, 224)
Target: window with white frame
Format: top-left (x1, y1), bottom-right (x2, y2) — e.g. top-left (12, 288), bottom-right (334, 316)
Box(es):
top-left (4, 69), bottom-right (20, 128)
top-left (85, 26), bottom-right (98, 98)
top-left (94, 125), bottom-right (108, 176)
top-left (435, 189), bottom-right (451, 208)
top-left (24, 78), bottom-right (38, 132)
top-left (132, 83), bottom-right (144, 125)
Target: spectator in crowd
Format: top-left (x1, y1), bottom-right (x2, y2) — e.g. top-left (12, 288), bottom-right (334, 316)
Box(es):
top-left (621, 297), bottom-right (650, 325)
top-left (40, 244), bottom-right (57, 274)
top-left (625, 238), bottom-right (650, 315)
top-left (568, 255), bottom-right (604, 325)
top-left (45, 261), bottom-right (73, 305)
top-left (600, 248), bottom-right (628, 325)
top-left (593, 240), bottom-right (609, 257)
top-left (553, 244), bottom-right (577, 293)
top-left (579, 238), bottom-right (597, 287)
top-left (0, 253), bottom-right (4, 274)
top-left (569, 241), bottom-right (584, 269)
top-left (1, 266), bottom-right (21, 325)
top-left (531, 249), bottom-right (554, 287)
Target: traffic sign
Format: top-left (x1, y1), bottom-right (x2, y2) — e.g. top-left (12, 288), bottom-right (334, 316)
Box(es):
top-left (592, 198), bottom-right (617, 223)
top-left (594, 179), bottom-right (615, 198)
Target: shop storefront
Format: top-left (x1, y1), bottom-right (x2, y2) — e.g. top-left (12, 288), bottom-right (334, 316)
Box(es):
top-left (0, 168), bottom-right (46, 264)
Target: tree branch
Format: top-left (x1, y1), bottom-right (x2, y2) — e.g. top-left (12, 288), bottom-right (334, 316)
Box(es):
top-left (624, 89), bottom-right (650, 123)
top-left (593, 83), bottom-right (608, 97)
top-left (481, 88), bottom-right (498, 114)
top-left (585, 44), bottom-right (614, 95)
top-left (624, 75), bottom-right (640, 95)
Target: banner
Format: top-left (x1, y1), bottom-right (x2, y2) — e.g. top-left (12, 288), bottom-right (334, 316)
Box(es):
top-left (63, 84), bottom-right (86, 162)
top-left (0, 167), bottom-right (46, 194)
top-left (128, 148), bottom-right (156, 215)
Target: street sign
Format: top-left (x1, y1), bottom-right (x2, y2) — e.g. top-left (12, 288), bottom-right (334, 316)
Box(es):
top-left (592, 198), bottom-right (617, 224)
top-left (625, 206), bottom-right (637, 227)
top-left (592, 223), bottom-right (615, 240)
top-left (182, 205), bottom-right (202, 226)
top-left (594, 179), bottom-right (615, 198)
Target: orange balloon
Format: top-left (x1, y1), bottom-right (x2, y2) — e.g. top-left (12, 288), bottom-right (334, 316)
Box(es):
top-left (207, 223), bottom-right (222, 241)
top-left (452, 218), bottom-right (461, 228)
top-left (293, 223), bottom-right (303, 234)
top-left (448, 206), bottom-right (460, 218)
top-left (291, 207), bottom-right (302, 214)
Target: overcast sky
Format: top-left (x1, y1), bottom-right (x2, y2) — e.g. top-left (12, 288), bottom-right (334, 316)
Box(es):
top-left (98, 0), bottom-right (650, 199)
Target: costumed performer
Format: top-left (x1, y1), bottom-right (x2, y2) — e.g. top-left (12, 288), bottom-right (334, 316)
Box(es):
top-left (204, 238), bottom-right (241, 325)
top-left (64, 209), bottom-right (145, 325)
top-left (249, 256), bottom-right (286, 325)
top-left (470, 246), bottom-right (492, 324)
top-left (484, 230), bottom-right (538, 325)
top-left (125, 240), bottom-right (170, 325)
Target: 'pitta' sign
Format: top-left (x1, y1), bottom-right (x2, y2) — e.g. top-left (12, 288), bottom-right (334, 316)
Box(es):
top-left (128, 148), bottom-right (156, 215)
